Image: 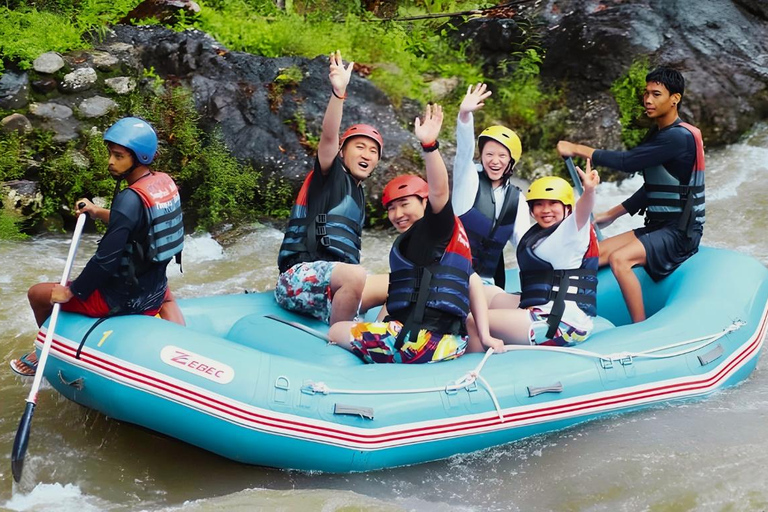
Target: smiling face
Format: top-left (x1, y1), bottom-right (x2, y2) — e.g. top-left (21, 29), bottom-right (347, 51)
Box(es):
top-left (340, 136), bottom-right (380, 182)
top-left (386, 195), bottom-right (427, 233)
top-left (530, 199), bottom-right (568, 229)
top-left (644, 81), bottom-right (680, 124)
top-left (480, 139), bottom-right (512, 185)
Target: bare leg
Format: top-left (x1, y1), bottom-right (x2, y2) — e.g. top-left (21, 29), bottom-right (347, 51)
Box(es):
top-left (598, 230), bottom-right (638, 267)
top-left (489, 292), bottom-right (521, 310)
top-left (607, 236), bottom-right (648, 323)
top-left (328, 320), bottom-right (356, 350)
top-left (360, 273), bottom-right (388, 315)
top-left (466, 308), bottom-right (533, 352)
top-left (329, 263), bottom-right (367, 325)
top-left (483, 284), bottom-right (507, 306)
top-left (28, 282), bottom-right (56, 327)
top-left (158, 290), bottom-right (186, 326)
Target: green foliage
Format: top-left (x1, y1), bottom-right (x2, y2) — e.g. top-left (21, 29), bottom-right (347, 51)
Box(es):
top-left (37, 131), bottom-right (114, 218)
top-left (0, 1), bottom-right (136, 69)
top-left (0, 210), bottom-right (29, 240)
top-left (611, 57), bottom-right (650, 147)
top-left (0, 131), bottom-right (28, 182)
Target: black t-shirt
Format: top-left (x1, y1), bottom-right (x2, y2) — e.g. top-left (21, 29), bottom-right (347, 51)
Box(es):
top-left (70, 188), bottom-right (169, 312)
top-left (388, 201), bottom-right (463, 334)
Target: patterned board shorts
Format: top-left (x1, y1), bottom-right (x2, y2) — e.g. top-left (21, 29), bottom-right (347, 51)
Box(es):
top-left (527, 307), bottom-right (590, 347)
top-left (274, 261), bottom-right (336, 324)
top-left (348, 320), bottom-right (467, 364)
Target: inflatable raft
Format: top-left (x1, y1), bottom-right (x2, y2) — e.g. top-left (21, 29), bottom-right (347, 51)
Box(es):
top-left (35, 246), bottom-right (768, 472)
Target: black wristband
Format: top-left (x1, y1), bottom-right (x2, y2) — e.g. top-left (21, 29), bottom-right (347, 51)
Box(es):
top-left (421, 140), bottom-right (439, 152)
top-left (332, 89), bottom-right (347, 100)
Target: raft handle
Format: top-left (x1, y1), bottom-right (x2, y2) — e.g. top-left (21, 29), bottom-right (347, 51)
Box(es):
top-left (274, 376), bottom-right (290, 390)
top-left (334, 404), bottom-right (374, 420)
top-left (698, 344), bottom-right (724, 366)
top-left (600, 358), bottom-right (613, 369)
top-left (58, 371), bottom-right (84, 390)
top-left (527, 382), bottom-right (563, 397)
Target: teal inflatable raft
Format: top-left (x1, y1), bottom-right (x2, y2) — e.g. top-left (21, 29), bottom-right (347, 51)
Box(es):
top-left (35, 247), bottom-right (768, 472)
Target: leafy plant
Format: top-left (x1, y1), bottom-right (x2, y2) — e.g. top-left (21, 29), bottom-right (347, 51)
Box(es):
top-left (611, 57), bottom-right (650, 147)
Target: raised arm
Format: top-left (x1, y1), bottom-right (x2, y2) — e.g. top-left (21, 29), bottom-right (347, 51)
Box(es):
top-left (453, 84), bottom-right (490, 214)
top-left (317, 50), bottom-right (354, 174)
top-left (574, 158), bottom-right (600, 230)
top-left (415, 104), bottom-right (448, 213)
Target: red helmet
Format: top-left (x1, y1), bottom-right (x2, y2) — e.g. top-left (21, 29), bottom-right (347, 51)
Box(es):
top-left (382, 175), bottom-right (429, 207)
top-left (340, 124), bottom-right (384, 157)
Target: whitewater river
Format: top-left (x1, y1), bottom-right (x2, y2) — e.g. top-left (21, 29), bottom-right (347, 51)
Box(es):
top-left (1, 125), bottom-right (768, 511)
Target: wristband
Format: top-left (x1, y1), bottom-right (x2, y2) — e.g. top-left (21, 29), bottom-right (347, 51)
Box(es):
top-left (421, 140), bottom-right (439, 152)
top-left (332, 89), bottom-right (347, 100)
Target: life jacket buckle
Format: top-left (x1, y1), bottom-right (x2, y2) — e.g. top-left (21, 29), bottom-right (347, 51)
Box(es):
top-left (319, 236), bottom-right (331, 247)
top-left (315, 213), bottom-right (327, 224)
top-left (316, 225), bottom-right (327, 236)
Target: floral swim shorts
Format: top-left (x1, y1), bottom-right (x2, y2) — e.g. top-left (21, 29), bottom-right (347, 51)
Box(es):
top-left (348, 320), bottom-right (467, 364)
top-left (527, 307), bottom-right (591, 347)
top-left (274, 261), bottom-right (336, 324)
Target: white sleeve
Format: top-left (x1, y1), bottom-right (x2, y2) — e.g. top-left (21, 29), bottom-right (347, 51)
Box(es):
top-left (511, 189), bottom-right (531, 248)
top-left (533, 214), bottom-right (590, 269)
top-left (452, 114), bottom-right (480, 216)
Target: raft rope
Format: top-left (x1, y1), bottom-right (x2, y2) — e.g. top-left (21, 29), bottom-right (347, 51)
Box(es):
top-left (501, 320), bottom-right (746, 365)
top-left (302, 347), bottom-right (508, 421)
top-left (299, 320), bottom-right (746, 423)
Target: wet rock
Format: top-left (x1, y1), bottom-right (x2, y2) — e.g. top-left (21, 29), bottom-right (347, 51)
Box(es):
top-left (33, 52), bottom-right (65, 74)
top-left (0, 71), bottom-right (29, 109)
top-left (60, 67), bottom-right (98, 93)
top-left (31, 77), bottom-right (58, 94)
top-left (104, 76), bottom-right (137, 94)
top-left (1, 113), bottom-right (33, 134)
top-left (120, 0), bottom-right (201, 24)
top-left (78, 96), bottom-right (118, 118)
top-left (1, 180), bottom-right (43, 217)
top-left (428, 77), bottom-right (460, 100)
top-left (29, 102), bottom-right (74, 120)
top-left (90, 50), bottom-right (120, 71)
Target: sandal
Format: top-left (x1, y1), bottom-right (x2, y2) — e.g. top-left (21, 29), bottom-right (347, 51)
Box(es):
top-left (9, 351), bottom-right (38, 377)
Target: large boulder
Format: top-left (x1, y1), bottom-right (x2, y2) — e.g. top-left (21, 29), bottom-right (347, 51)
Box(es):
top-left (538, 0), bottom-right (768, 146)
top-left (97, 26), bottom-right (417, 200)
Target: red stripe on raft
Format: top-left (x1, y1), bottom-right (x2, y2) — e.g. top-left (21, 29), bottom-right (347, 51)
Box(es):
top-left (38, 308), bottom-right (767, 448)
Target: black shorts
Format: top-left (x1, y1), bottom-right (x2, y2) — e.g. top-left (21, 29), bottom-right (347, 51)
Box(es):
top-left (633, 224), bottom-right (702, 282)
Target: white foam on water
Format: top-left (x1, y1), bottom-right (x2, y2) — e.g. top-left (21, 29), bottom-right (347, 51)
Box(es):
top-left (3, 483), bottom-right (112, 512)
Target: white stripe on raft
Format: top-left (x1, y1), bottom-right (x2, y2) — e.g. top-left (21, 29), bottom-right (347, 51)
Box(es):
top-left (36, 304), bottom-right (768, 451)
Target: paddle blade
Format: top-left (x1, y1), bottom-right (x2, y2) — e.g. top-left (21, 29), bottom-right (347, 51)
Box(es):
top-left (11, 401), bottom-right (36, 482)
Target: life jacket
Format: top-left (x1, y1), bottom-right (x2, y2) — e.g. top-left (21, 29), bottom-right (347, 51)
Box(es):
top-left (517, 221), bottom-right (599, 339)
top-left (458, 168), bottom-right (521, 287)
top-left (278, 168), bottom-right (364, 273)
top-left (642, 121), bottom-right (705, 237)
top-left (386, 217), bottom-right (473, 348)
top-left (116, 171), bottom-right (183, 312)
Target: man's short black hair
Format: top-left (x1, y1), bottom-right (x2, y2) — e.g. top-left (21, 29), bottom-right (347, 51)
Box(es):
top-left (646, 67), bottom-right (685, 99)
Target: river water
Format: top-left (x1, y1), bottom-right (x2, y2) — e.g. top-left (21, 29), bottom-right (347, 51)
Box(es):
top-left (1, 124), bottom-right (768, 511)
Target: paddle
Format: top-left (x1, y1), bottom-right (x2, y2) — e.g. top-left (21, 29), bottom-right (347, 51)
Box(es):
top-left (12, 207), bottom-right (87, 483)
top-left (563, 156), bottom-right (604, 241)
top-left (264, 314), bottom-right (332, 343)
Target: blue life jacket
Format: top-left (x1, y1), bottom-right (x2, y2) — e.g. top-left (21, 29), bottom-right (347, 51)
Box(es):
top-left (459, 169), bottom-right (521, 287)
top-left (642, 121), bottom-right (705, 237)
top-left (387, 218), bottom-right (473, 348)
top-left (517, 222), bottom-right (599, 339)
top-left (278, 167), bottom-right (364, 273)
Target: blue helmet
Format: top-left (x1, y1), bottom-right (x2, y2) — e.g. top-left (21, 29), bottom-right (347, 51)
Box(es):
top-left (103, 117), bottom-right (158, 164)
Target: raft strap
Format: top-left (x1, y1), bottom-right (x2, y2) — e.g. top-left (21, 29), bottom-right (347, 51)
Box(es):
top-left (527, 382), bottom-right (563, 397)
top-left (333, 404), bottom-right (374, 420)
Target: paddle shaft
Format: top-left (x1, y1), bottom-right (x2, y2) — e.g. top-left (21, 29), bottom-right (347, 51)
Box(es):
top-left (12, 211), bottom-right (87, 482)
top-left (563, 157), bottom-right (604, 241)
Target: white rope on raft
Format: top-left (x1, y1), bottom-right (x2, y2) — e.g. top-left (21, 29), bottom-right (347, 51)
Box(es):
top-left (300, 321), bottom-right (745, 422)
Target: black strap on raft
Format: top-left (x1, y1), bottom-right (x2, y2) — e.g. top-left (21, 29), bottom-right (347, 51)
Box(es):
top-left (74, 305), bottom-right (124, 359)
top-left (394, 267), bottom-right (433, 350)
